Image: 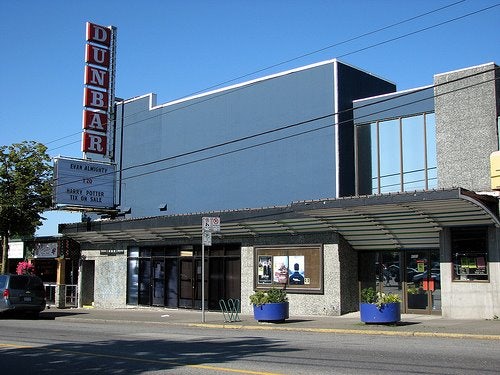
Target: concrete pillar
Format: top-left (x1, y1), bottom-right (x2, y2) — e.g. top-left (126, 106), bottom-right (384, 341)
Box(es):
top-left (56, 258), bottom-right (66, 308)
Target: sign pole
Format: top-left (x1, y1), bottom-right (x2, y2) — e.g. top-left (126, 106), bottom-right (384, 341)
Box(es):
top-left (201, 217), bottom-right (220, 324)
top-left (201, 241), bottom-right (205, 323)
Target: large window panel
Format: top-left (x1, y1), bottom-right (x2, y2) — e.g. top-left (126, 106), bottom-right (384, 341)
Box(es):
top-left (355, 122), bottom-right (378, 195)
top-left (402, 115), bottom-right (426, 191)
top-left (425, 113), bottom-right (437, 189)
top-left (379, 119), bottom-right (401, 193)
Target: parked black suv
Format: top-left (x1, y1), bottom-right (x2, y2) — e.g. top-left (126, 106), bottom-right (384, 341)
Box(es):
top-left (0, 274), bottom-right (46, 317)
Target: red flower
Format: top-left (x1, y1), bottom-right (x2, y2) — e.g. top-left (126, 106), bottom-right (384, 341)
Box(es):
top-left (16, 261), bottom-right (35, 275)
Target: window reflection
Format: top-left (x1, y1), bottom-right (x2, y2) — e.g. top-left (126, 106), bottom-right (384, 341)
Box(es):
top-left (379, 119), bottom-right (400, 193)
top-left (356, 112), bottom-right (437, 194)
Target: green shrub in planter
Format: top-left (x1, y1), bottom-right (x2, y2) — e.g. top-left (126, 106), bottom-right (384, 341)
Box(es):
top-left (250, 288), bottom-right (289, 322)
top-left (360, 287), bottom-right (402, 323)
top-left (249, 288), bottom-right (288, 306)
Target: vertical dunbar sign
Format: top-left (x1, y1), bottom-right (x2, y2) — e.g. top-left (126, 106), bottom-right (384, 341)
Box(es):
top-left (82, 22), bottom-right (117, 158)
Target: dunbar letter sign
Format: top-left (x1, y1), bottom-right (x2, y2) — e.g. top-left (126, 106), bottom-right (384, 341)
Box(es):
top-left (53, 157), bottom-right (115, 209)
top-left (82, 22), bottom-right (116, 157)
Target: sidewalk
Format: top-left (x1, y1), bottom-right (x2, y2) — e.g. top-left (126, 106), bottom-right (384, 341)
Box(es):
top-left (42, 307), bottom-right (500, 340)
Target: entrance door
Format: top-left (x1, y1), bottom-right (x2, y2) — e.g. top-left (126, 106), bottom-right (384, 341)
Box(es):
top-left (151, 258), bottom-right (165, 306)
top-left (138, 259), bottom-right (151, 305)
top-left (405, 250), bottom-right (440, 313)
top-left (179, 257), bottom-right (206, 309)
top-left (179, 258), bottom-right (196, 308)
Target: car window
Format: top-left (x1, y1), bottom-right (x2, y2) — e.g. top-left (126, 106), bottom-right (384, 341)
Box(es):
top-left (0, 275), bottom-right (6, 289)
top-left (27, 277), bottom-right (45, 291)
top-left (9, 276), bottom-right (30, 289)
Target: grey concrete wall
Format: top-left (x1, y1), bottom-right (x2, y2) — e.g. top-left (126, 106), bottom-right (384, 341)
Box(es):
top-left (81, 249), bottom-right (128, 308)
top-left (434, 63), bottom-right (499, 191)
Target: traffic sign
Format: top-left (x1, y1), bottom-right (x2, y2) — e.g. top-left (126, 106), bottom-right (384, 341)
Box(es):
top-left (202, 231), bottom-right (212, 246)
top-left (202, 216), bottom-right (220, 233)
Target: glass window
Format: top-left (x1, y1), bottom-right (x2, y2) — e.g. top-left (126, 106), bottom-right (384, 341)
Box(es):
top-left (355, 122), bottom-right (378, 195)
top-left (402, 115), bottom-right (425, 190)
top-left (425, 113), bottom-right (437, 189)
top-left (451, 227), bottom-right (489, 281)
top-left (379, 119), bottom-right (401, 193)
top-left (355, 111), bottom-right (437, 194)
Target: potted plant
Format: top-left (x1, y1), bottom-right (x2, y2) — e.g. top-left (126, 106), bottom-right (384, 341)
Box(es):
top-left (250, 287), bottom-right (289, 322)
top-left (407, 286), bottom-right (428, 309)
top-left (360, 287), bottom-right (401, 324)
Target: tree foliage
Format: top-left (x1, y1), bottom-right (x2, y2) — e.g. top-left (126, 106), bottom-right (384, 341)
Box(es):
top-left (0, 141), bottom-right (52, 273)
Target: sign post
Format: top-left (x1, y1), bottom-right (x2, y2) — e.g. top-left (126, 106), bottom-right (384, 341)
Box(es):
top-left (201, 217), bottom-right (220, 323)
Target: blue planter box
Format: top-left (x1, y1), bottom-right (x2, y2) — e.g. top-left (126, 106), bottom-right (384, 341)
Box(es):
top-left (360, 302), bottom-right (401, 324)
top-left (253, 302), bottom-right (289, 322)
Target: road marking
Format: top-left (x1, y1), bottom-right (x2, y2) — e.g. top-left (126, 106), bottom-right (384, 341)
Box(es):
top-left (0, 342), bottom-right (283, 375)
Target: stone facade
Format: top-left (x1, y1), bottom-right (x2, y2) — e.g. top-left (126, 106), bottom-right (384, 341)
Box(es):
top-left (435, 63), bottom-right (499, 192)
top-left (80, 249), bottom-right (127, 308)
top-left (241, 241), bottom-right (358, 317)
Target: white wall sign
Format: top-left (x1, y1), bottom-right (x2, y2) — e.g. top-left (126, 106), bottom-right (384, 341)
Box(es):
top-left (35, 242), bottom-right (59, 258)
top-left (8, 241), bottom-right (24, 259)
top-left (53, 157), bottom-right (116, 209)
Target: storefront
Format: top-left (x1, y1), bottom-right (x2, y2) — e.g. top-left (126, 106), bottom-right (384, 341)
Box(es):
top-left (60, 188), bottom-right (500, 318)
top-left (126, 243), bottom-right (241, 310)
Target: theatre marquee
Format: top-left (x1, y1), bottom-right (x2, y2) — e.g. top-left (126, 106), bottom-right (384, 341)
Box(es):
top-left (53, 157), bottom-right (116, 210)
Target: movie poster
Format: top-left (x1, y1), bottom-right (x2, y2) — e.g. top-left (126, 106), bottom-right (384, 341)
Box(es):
top-left (258, 256), bottom-right (272, 284)
top-left (273, 256), bottom-right (289, 283)
top-left (288, 255), bottom-right (305, 285)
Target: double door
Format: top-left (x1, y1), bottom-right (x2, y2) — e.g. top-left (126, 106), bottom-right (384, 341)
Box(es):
top-left (138, 257), bottom-right (180, 308)
top-left (360, 250), bottom-right (441, 314)
top-left (405, 250), bottom-right (440, 313)
top-left (139, 257), bottom-right (204, 308)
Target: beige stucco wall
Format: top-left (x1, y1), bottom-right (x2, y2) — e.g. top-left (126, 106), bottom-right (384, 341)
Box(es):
top-left (440, 227), bottom-right (500, 319)
top-left (441, 261), bottom-right (500, 319)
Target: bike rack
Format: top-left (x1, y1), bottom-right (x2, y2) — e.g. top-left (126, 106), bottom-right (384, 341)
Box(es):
top-left (219, 299), bottom-right (241, 322)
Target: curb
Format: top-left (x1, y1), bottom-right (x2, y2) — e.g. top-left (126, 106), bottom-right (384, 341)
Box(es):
top-left (53, 316), bottom-right (500, 341)
top-left (188, 323), bottom-right (500, 340)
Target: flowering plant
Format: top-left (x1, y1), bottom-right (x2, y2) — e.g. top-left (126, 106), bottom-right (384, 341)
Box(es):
top-left (361, 287), bottom-right (401, 309)
top-left (16, 261), bottom-right (35, 275)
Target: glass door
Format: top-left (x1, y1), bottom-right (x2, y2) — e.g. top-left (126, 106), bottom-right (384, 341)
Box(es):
top-left (138, 259), bottom-right (151, 305)
top-left (405, 250), bottom-right (440, 313)
top-left (151, 258), bottom-right (165, 306)
top-left (359, 251), bottom-right (403, 303)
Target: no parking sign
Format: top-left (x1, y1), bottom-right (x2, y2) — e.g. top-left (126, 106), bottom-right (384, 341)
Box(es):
top-left (202, 216), bottom-right (220, 233)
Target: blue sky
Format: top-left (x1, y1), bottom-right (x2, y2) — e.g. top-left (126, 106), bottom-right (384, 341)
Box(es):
top-left (1, 0), bottom-right (499, 236)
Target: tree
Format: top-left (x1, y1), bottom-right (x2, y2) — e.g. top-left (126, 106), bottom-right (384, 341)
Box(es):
top-left (0, 141), bottom-right (52, 274)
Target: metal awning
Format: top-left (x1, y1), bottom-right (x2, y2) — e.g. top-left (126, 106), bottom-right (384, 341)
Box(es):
top-left (59, 188), bottom-right (500, 250)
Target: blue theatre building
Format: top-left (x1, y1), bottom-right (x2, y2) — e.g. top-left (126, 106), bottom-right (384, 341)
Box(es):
top-left (60, 60), bottom-right (500, 319)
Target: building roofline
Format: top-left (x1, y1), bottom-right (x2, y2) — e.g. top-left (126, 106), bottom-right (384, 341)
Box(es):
top-left (352, 84), bottom-right (433, 104)
top-left (434, 62), bottom-right (497, 78)
top-left (118, 59), bottom-right (394, 111)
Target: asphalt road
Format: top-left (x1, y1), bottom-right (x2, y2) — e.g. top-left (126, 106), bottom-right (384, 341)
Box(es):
top-left (0, 315), bottom-right (498, 374)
